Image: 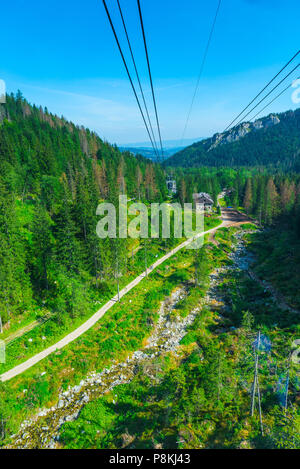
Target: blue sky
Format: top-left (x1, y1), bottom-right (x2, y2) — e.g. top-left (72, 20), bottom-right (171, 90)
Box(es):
top-left (0, 0), bottom-right (299, 144)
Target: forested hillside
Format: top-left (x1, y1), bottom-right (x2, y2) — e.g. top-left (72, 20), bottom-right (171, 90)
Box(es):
top-left (0, 92), bottom-right (167, 330)
top-left (171, 166), bottom-right (300, 230)
top-left (225, 172), bottom-right (300, 226)
top-left (1, 93), bottom-right (300, 450)
top-left (167, 109), bottom-right (300, 170)
top-left (1, 93), bottom-right (299, 333)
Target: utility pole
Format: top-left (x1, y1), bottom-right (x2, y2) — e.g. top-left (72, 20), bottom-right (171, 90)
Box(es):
top-left (0, 418), bottom-right (6, 441)
top-left (251, 350), bottom-right (258, 416)
top-left (259, 207), bottom-right (262, 227)
top-left (217, 352), bottom-right (221, 405)
top-left (257, 370), bottom-right (264, 436)
top-left (144, 240), bottom-right (148, 277)
top-left (116, 256), bottom-right (120, 302)
top-left (284, 353), bottom-right (291, 412)
top-left (251, 331), bottom-right (264, 435)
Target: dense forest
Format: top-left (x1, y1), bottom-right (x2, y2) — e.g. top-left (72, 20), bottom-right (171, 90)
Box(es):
top-left (55, 167), bottom-right (300, 449)
top-left (1, 91), bottom-right (299, 332)
top-left (225, 172), bottom-right (300, 228)
top-left (171, 166), bottom-right (300, 231)
top-left (166, 108), bottom-right (300, 170)
top-left (58, 225), bottom-right (300, 450)
top-left (0, 92), bottom-right (168, 331)
top-left (0, 93), bottom-right (299, 450)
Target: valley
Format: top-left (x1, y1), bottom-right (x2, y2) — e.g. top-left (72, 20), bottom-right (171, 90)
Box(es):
top-left (1, 0), bottom-right (300, 455)
top-left (0, 93), bottom-right (299, 451)
top-left (2, 207), bottom-right (299, 449)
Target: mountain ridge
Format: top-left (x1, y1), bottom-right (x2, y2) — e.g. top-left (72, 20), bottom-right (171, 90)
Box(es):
top-left (166, 108), bottom-right (300, 170)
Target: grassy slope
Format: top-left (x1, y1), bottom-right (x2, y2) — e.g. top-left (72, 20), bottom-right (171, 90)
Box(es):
top-left (59, 227), bottom-right (300, 450)
top-left (0, 216), bottom-right (221, 440)
top-left (247, 226), bottom-right (300, 310)
top-left (0, 215), bottom-right (221, 375)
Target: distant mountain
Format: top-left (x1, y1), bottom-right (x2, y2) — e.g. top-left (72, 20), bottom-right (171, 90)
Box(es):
top-left (119, 146), bottom-right (186, 160)
top-left (166, 109), bottom-right (300, 171)
top-left (119, 137), bottom-right (204, 148)
top-left (119, 137), bottom-right (204, 161)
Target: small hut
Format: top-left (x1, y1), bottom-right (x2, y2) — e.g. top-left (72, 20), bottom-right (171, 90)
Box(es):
top-left (193, 192), bottom-right (214, 212)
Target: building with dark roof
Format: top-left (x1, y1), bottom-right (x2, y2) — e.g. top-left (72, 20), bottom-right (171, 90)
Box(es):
top-left (193, 192), bottom-right (214, 212)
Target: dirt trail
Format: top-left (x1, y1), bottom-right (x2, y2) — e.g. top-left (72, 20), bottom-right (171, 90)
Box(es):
top-left (5, 213), bottom-right (256, 448)
top-left (208, 207), bottom-right (254, 245)
top-left (0, 207), bottom-right (254, 383)
top-left (221, 207), bottom-right (256, 227)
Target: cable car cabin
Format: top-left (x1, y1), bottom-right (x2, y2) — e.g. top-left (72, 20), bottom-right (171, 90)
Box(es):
top-left (166, 177), bottom-right (177, 194)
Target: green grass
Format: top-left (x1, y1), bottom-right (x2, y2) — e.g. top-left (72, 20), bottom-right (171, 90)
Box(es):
top-left (247, 225), bottom-right (300, 310)
top-left (56, 226), bottom-right (300, 450)
top-left (0, 241), bottom-right (201, 438)
top-left (0, 216), bottom-right (225, 442)
top-left (0, 215), bottom-right (222, 375)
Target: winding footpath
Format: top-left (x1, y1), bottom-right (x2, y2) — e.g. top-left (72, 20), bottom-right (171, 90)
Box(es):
top-left (0, 209), bottom-right (246, 383)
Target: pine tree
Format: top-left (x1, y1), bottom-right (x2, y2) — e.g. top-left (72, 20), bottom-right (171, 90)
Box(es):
top-left (54, 181), bottom-right (80, 273)
top-left (280, 179), bottom-right (295, 214)
top-left (264, 178), bottom-right (279, 224)
top-left (117, 156), bottom-right (126, 194)
top-left (0, 180), bottom-right (32, 325)
top-left (32, 204), bottom-right (53, 291)
top-left (194, 246), bottom-right (208, 287)
top-left (178, 178), bottom-right (187, 206)
top-left (145, 164), bottom-right (157, 201)
top-left (243, 178), bottom-right (253, 214)
top-left (136, 166), bottom-right (143, 201)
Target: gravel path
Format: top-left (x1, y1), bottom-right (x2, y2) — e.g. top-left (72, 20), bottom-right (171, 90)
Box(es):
top-left (0, 221), bottom-right (229, 383)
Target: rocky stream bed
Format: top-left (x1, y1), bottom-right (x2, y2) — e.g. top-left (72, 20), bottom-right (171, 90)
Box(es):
top-left (7, 230), bottom-right (256, 449)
